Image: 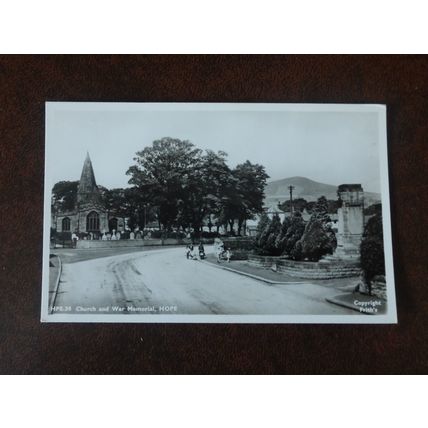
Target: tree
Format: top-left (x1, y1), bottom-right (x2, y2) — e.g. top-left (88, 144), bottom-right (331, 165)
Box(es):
top-left (327, 198), bottom-right (341, 214)
top-left (51, 181), bottom-right (79, 211)
top-left (188, 150), bottom-right (233, 235)
top-left (220, 161), bottom-right (269, 235)
top-left (305, 201), bottom-right (316, 213)
top-left (200, 151), bottom-right (232, 219)
top-left (304, 196), bottom-right (340, 216)
top-left (101, 188), bottom-right (128, 216)
top-left (364, 202), bottom-right (382, 216)
top-left (127, 137), bottom-right (203, 230)
top-left (312, 196), bottom-right (330, 222)
top-left (278, 198), bottom-right (307, 213)
top-left (122, 187), bottom-right (158, 230)
top-left (360, 212), bottom-right (385, 294)
top-left (127, 138), bottom-right (269, 235)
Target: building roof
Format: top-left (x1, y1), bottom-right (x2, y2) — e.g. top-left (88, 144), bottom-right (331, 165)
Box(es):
top-left (78, 153), bottom-right (97, 193)
top-left (77, 152), bottom-right (102, 205)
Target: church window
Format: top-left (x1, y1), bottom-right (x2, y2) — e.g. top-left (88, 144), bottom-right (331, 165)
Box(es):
top-left (62, 217), bottom-right (71, 231)
top-left (87, 211), bottom-right (100, 232)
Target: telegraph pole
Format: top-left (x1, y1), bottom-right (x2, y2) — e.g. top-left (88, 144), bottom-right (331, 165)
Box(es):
top-left (288, 185), bottom-right (295, 215)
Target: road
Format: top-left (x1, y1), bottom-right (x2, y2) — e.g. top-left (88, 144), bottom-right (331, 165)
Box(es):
top-left (53, 246), bottom-right (355, 315)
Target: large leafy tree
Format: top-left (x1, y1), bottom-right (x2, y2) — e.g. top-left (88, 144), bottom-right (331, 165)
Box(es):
top-left (179, 150), bottom-right (233, 234)
top-left (127, 138), bottom-right (203, 230)
top-left (127, 138), bottom-right (269, 235)
top-left (123, 187), bottom-right (157, 230)
top-left (101, 188), bottom-right (129, 216)
top-left (199, 151), bottom-right (234, 233)
top-left (220, 161), bottom-right (269, 234)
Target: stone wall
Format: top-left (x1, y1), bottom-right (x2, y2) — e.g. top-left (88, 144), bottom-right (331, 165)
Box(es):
top-left (76, 237), bottom-right (215, 249)
top-left (247, 254), bottom-right (362, 279)
top-left (77, 239), bottom-right (161, 249)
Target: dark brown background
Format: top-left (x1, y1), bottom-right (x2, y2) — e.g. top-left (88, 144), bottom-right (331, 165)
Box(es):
top-left (0, 55), bottom-right (427, 374)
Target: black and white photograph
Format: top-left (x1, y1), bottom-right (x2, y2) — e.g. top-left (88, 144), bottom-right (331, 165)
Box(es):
top-left (41, 102), bottom-right (396, 323)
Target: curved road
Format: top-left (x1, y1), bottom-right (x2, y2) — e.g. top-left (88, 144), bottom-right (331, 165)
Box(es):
top-left (54, 246), bottom-right (354, 315)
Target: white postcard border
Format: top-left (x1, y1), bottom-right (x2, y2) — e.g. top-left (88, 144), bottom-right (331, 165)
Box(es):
top-left (41, 102), bottom-right (397, 324)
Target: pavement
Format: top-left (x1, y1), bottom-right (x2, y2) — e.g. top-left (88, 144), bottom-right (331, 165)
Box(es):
top-left (48, 254), bottom-right (60, 308)
top-left (51, 245), bottom-right (183, 264)
top-left (51, 245), bottom-right (358, 316)
top-left (326, 293), bottom-right (387, 315)
top-left (204, 254), bottom-right (359, 290)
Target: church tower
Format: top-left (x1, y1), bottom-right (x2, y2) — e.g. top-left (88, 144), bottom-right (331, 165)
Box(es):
top-left (77, 152), bottom-right (102, 207)
top-left (75, 152), bottom-right (107, 235)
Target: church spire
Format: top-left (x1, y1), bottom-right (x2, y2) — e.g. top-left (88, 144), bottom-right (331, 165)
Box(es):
top-left (77, 152), bottom-right (100, 205)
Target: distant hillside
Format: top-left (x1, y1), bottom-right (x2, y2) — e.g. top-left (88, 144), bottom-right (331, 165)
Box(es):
top-left (264, 176), bottom-right (381, 207)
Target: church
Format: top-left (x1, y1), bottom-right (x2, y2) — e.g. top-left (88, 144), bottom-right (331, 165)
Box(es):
top-left (53, 153), bottom-right (125, 238)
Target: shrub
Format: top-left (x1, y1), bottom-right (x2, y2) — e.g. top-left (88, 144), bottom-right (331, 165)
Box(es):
top-left (264, 214), bottom-right (282, 255)
top-left (299, 219), bottom-right (328, 261)
top-left (290, 240), bottom-right (303, 261)
top-left (294, 196), bottom-right (337, 262)
top-left (276, 212), bottom-right (306, 257)
top-left (255, 213), bottom-right (282, 256)
top-left (255, 212), bottom-right (271, 251)
top-left (298, 219), bottom-right (336, 261)
top-left (275, 216), bottom-right (291, 254)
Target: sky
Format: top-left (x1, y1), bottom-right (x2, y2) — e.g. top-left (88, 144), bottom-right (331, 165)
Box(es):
top-left (46, 105), bottom-right (382, 193)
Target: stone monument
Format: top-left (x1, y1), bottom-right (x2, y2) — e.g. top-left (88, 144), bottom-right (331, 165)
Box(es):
top-left (334, 184), bottom-right (364, 260)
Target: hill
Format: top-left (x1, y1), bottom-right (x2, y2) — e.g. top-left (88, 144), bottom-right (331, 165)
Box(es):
top-left (264, 176), bottom-right (381, 207)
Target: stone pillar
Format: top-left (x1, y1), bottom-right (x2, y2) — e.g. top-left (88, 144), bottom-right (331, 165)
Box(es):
top-left (334, 184), bottom-right (364, 260)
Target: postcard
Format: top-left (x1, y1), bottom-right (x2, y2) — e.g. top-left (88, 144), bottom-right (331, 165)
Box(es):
top-left (41, 102), bottom-right (396, 323)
